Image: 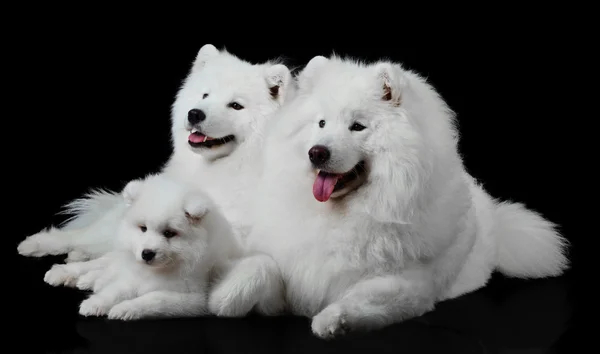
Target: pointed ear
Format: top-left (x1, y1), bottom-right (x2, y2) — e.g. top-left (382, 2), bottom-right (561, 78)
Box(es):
top-left (192, 44), bottom-right (220, 72)
top-left (265, 64), bottom-right (292, 102)
top-left (122, 179), bottom-right (144, 206)
top-left (184, 194), bottom-right (210, 224)
top-left (297, 55), bottom-right (329, 91)
top-left (373, 62), bottom-right (405, 107)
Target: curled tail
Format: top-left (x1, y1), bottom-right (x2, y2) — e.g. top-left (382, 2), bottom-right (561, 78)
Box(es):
top-left (59, 189), bottom-right (122, 230)
top-left (493, 201), bottom-right (569, 278)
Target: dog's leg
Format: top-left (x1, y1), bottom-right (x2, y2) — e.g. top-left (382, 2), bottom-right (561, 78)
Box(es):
top-left (44, 255), bottom-right (111, 287)
top-left (208, 253), bottom-right (285, 317)
top-left (18, 225), bottom-right (113, 261)
top-left (18, 201), bottom-right (124, 259)
top-left (89, 264), bottom-right (120, 293)
top-left (75, 269), bottom-right (105, 290)
top-left (107, 291), bottom-right (207, 320)
top-left (18, 227), bottom-right (82, 258)
top-left (79, 281), bottom-right (134, 317)
top-left (65, 249), bottom-right (92, 263)
top-left (310, 268), bottom-right (436, 339)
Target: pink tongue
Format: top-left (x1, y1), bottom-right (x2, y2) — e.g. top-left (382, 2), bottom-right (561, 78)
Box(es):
top-left (313, 172), bottom-right (340, 202)
top-left (188, 133), bottom-right (206, 143)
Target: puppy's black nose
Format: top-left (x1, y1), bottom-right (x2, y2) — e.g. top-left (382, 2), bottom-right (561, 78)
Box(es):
top-left (141, 249), bottom-right (156, 262)
top-left (308, 145), bottom-right (331, 166)
top-left (188, 109), bottom-right (206, 125)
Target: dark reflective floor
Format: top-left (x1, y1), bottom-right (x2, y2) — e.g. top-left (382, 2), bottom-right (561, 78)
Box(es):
top-left (15, 255), bottom-right (574, 354)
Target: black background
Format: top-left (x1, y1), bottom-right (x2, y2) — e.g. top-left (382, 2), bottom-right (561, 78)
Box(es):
top-left (8, 23), bottom-right (577, 354)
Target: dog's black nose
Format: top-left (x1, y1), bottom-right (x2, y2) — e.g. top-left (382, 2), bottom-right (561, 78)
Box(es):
top-left (141, 249), bottom-right (156, 262)
top-left (188, 109), bottom-right (206, 125)
top-left (308, 145), bottom-right (331, 166)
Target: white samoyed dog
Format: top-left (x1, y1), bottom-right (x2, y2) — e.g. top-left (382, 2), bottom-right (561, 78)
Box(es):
top-left (17, 44), bottom-right (295, 262)
top-left (43, 173), bottom-right (242, 320)
top-left (207, 55), bottom-right (570, 338)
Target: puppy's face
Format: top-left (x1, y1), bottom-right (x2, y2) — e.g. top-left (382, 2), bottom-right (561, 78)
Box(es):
top-left (118, 178), bottom-right (212, 270)
top-left (121, 215), bottom-right (202, 269)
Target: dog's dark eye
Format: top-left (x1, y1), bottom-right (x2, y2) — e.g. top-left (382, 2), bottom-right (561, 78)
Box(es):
top-left (202, 93), bottom-right (208, 99)
top-left (229, 102), bottom-right (244, 110)
top-left (319, 120), bottom-right (326, 128)
top-left (139, 225), bottom-right (147, 232)
top-left (163, 230), bottom-right (178, 239)
top-left (350, 122), bottom-right (366, 132)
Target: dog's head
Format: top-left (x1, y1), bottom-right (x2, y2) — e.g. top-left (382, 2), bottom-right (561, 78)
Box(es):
top-left (118, 174), bottom-right (215, 270)
top-left (293, 55), bottom-right (457, 224)
top-left (171, 44), bottom-right (294, 161)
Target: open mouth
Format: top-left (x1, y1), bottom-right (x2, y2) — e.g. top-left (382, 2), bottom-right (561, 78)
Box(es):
top-left (188, 130), bottom-right (235, 149)
top-left (312, 161), bottom-right (367, 202)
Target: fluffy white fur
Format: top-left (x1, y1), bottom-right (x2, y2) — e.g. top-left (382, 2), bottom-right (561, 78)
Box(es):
top-left (207, 55), bottom-right (570, 339)
top-left (43, 173), bottom-right (242, 320)
top-left (17, 44), bottom-right (295, 262)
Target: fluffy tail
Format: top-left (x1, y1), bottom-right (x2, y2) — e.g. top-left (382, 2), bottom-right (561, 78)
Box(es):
top-left (59, 189), bottom-right (123, 230)
top-left (18, 189), bottom-right (125, 261)
top-left (493, 201), bottom-right (569, 278)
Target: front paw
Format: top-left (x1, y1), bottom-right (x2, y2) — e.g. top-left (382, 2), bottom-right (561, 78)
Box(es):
top-left (44, 264), bottom-right (78, 287)
top-left (79, 296), bottom-right (112, 317)
top-left (107, 300), bottom-right (144, 321)
top-left (311, 303), bottom-right (348, 339)
top-left (208, 283), bottom-right (252, 317)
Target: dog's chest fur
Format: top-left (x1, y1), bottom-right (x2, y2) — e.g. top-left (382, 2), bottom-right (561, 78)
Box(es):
top-left (248, 198), bottom-right (410, 316)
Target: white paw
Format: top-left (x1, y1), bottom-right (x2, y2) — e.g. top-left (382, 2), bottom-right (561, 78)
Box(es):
top-left (18, 230), bottom-right (66, 257)
top-left (107, 300), bottom-right (144, 321)
top-left (17, 237), bottom-right (38, 256)
top-left (79, 296), bottom-right (111, 317)
top-left (208, 283), bottom-right (253, 317)
top-left (66, 250), bottom-right (91, 263)
top-left (311, 304), bottom-right (348, 339)
top-left (76, 270), bottom-right (101, 290)
top-left (44, 264), bottom-right (78, 287)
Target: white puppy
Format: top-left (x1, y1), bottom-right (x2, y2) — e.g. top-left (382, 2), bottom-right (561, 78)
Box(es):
top-left (44, 173), bottom-right (242, 320)
top-left (17, 44), bottom-right (295, 262)
top-left (208, 55), bottom-right (569, 339)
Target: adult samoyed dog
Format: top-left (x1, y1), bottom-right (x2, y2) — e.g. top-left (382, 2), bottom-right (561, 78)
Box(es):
top-left (208, 55), bottom-right (570, 339)
top-left (17, 44), bottom-right (295, 262)
top-left (43, 173), bottom-right (241, 320)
